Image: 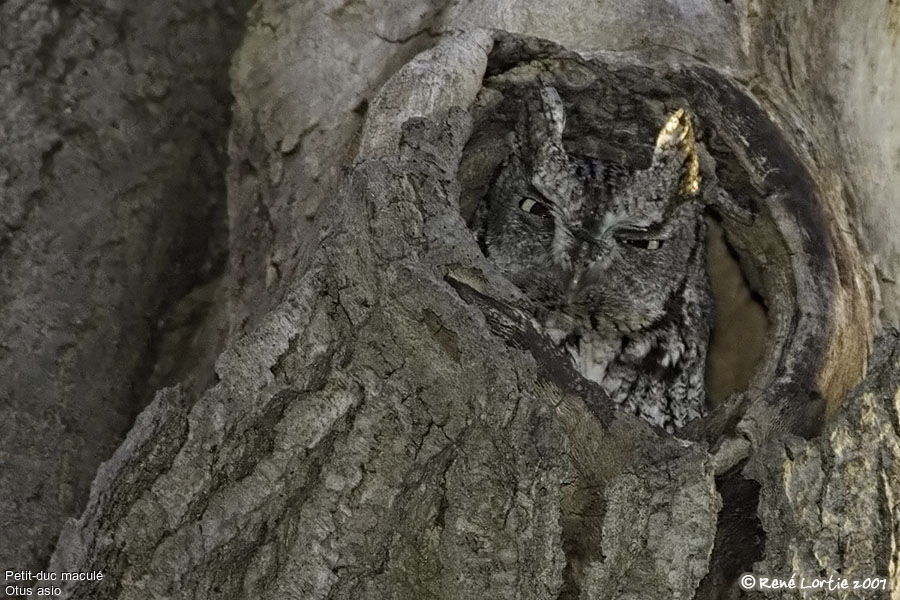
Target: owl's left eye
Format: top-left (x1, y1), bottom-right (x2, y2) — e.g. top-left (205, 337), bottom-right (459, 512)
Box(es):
top-left (519, 197), bottom-right (552, 219)
top-left (614, 232), bottom-right (665, 250)
top-left (620, 238), bottom-right (664, 250)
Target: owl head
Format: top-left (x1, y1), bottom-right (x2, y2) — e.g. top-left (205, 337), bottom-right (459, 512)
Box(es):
top-left (478, 85), bottom-right (705, 333)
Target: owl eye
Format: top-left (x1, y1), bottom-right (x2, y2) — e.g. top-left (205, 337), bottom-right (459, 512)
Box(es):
top-left (617, 237), bottom-right (664, 250)
top-left (519, 197), bottom-right (552, 219)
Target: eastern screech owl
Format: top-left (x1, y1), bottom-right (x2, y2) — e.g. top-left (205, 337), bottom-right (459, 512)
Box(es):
top-left (473, 85), bottom-right (713, 433)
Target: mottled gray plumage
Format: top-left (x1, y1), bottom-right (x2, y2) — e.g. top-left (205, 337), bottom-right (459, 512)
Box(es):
top-left (473, 85), bottom-right (713, 432)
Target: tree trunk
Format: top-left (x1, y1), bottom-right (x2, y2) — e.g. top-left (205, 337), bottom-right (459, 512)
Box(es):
top-left (0, 0), bottom-right (248, 573)
top-left (3, 1), bottom-right (899, 599)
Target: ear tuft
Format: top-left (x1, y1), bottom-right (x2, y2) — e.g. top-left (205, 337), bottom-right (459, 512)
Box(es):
top-left (512, 84), bottom-right (578, 209)
top-left (516, 85), bottom-right (566, 155)
top-left (537, 86), bottom-right (566, 136)
top-left (654, 109), bottom-right (700, 196)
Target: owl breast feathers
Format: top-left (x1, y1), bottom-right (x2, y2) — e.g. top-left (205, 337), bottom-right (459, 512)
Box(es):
top-left (473, 85), bottom-right (713, 433)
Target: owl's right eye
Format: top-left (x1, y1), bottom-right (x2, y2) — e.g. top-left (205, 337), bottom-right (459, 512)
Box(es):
top-left (519, 197), bottom-right (552, 219)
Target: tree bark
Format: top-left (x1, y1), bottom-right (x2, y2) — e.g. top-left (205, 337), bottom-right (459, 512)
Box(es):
top-left (0, 0), bottom-right (248, 572)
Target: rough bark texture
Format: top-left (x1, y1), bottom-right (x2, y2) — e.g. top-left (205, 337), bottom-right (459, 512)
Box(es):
top-left (49, 112), bottom-right (576, 598)
top-left (0, 0), bottom-right (248, 572)
top-left (745, 329), bottom-right (900, 599)
top-left (3, 1), bottom-right (900, 599)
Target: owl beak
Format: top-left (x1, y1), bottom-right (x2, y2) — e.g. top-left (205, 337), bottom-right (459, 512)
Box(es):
top-left (565, 271), bottom-right (582, 305)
